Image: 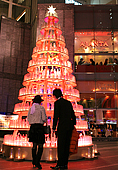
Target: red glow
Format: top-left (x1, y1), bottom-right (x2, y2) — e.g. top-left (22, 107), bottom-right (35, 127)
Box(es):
top-left (90, 98), bottom-right (94, 100)
top-left (3, 6), bottom-right (92, 149)
top-left (105, 96), bottom-right (109, 99)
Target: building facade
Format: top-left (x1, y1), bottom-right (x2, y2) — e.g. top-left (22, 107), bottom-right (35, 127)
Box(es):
top-left (0, 1), bottom-right (118, 131)
top-left (74, 5), bottom-right (118, 129)
top-left (37, 4), bottom-right (118, 130)
top-left (0, 16), bottom-right (30, 113)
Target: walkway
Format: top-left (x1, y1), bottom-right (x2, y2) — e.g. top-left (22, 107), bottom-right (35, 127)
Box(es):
top-left (0, 141), bottom-right (118, 170)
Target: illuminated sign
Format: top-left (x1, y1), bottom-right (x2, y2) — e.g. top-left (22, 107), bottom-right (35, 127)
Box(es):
top-left (80, 41), bottom-right (108, 47)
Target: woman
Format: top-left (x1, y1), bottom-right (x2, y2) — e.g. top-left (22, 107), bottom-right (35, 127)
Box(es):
top-left (114, 58), bottom-right (118, 64)
top-left (27, 95), bottom-right (47, 169)
top-left (104, 58), bottom-right (108, 65)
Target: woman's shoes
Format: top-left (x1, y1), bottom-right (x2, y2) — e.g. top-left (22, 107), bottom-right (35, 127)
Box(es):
top-left (32, 161), bottom-right (42, 169)
top-left (32, 164), bottom-right (36, 168)
top-left (32, 161), bottom-right (36, 168)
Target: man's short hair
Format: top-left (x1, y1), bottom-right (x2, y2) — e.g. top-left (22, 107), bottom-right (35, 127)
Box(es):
top-left (53, 88), bottom-right (63, 99)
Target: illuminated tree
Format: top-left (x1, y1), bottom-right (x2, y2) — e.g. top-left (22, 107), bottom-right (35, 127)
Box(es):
top-left (13, 5), bottom-right (84, 127)
top-left (4, 6), bottom-right (92, 149)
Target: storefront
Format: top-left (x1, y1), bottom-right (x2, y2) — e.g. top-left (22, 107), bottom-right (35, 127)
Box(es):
top-left (74, 30), bottom-right (118, 130)
top-left (75, 31), bottom-right (118, 68)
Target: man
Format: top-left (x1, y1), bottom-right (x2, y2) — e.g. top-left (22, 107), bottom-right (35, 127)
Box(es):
top-left (50, 88), bottom-right (76, 170)
top-left (78, 58), bottom-right (85, 65)
top-left (90, 58), bottom-right (95, 65)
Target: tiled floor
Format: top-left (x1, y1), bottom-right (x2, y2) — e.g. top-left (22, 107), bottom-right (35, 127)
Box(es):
top-left (0, 158), bottom-right (97, 170)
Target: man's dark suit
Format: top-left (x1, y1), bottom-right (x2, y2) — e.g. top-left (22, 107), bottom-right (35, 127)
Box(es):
top-left (53, 97), bottom-right (76, 167)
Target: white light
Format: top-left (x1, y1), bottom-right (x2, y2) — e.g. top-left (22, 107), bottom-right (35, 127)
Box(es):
top-left (16, 11), bottom-right (26, 21)
top-left (65, 0), bottom-right (82, 5)
top-left (10, 148), bottom-right (13, 159)
top-left (48, 5), bottom-right (56, 15)
top-left (18, 0), bottom-right (25, 3)
top-left (2, 16), bottom-right (6, 19)
top-left (94, 144), bottom-right (97, 154)
top-left (18, 148), bottom-right (21, 159)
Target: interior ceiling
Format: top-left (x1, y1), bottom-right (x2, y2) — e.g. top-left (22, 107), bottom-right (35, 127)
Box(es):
top-left (0, 0), bottom-right (25, 5)
top-left (76, 0), bottom-right (117, 4)
top-left (0, 0), bottom-right (117, 6)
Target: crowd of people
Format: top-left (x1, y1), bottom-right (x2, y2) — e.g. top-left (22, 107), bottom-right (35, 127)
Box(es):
top-left (75, 57), bottom-right (118, 68)
top-left (89, 125), bottom-right (113, 138)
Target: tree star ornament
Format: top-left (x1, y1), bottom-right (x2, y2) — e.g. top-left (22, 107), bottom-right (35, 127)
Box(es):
top-left (45, 5), bottom-right (58, 19)
top-left (48, 5), bottom-right (56, 16)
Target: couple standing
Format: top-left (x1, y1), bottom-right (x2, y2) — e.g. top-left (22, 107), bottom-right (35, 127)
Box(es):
top-left (27, 88), bottom-right (76, 170)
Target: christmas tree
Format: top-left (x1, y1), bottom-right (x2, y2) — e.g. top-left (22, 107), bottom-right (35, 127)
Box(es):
top-left (4, 6), bottom-right (92, 155)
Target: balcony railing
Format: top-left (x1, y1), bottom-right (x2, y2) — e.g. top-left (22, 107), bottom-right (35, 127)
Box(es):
top-left (76, 65), bottom-right (118, 73)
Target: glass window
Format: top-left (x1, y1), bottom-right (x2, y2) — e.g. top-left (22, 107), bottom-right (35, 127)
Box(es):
top-left (74, 31), bottom-right (118, 70)
top-left (96, 93), bottom-right (115, 109)
top-left (114, 32), bottom-right (118, 53)
top-left (75, 31), bottom-right (113, 54)
top-left (77, 81), bottom-right (95, 109)
top-left (75, 54), bottom-right (114, 66)
top-left (76, 80), bottom-right (117, 123)
top-left (0, 1), bottom-right (9, 18)
top-left (75, 31), bottom-right (94, 53)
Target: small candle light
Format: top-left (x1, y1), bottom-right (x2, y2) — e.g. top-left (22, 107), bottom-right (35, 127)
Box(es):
top-left (92, 146), bottom-right (95, 158)
top-left (87, 148), bottom-right (91, 159)
top-left (0, 144), bottom-right (3, 152)
top-left (49, 149), bottom-right (52, 161)
top-left (94, 144), bottom-right (98, 154)
top-left (10, 148), bottom-right (13, 159)
top-left (18, 148), bottom-right (21, 159)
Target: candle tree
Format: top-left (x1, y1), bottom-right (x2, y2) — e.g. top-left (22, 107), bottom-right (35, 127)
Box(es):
top-left (4, 5), bottom-right (92, 148)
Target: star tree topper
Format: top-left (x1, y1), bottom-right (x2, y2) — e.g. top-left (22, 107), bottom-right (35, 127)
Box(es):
top-left (45, 5), bottom-right (58, 22)
top-left (48, 5), bottom-right (56, 16)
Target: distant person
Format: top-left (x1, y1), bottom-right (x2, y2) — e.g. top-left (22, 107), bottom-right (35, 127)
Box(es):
top-left (90, 59), bottom-right (95, 65)
top-left (114, 58), bottom-right (118, 64)
top-left (74, 61), bottom-right (77, 71)
top-left (93, 127), bottom-right (98, 137)
top-left (104, 59), bottom-right (108, 65)
top-left (99, 62), bottom-right (103, 65)
top-left (27, 95), bottom-right (47, 169)
top-left (97, 127), bottom-right (101, 137)
top-left (78, 58), bottom-right (85, 65)
top-left (105, 128), bottom-right (111, 137)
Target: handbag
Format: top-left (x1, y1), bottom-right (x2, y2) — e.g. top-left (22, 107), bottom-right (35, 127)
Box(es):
top-left (69, 127), bottom-right (79, 155)
top-left (43, 125), bottom-right (51, 134)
